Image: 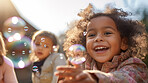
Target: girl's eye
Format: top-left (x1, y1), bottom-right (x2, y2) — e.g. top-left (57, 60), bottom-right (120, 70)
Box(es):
top-left (104, 32), bottom-right (112, 35)
top-left (44, 44), bottom-right (49, 48)
top-left (87, 33), bottom-right (96, 37)
top-left (35, 43), bottom-right (40, 46)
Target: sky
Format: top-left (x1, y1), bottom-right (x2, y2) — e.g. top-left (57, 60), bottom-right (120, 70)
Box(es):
top-left (11, 0), bottom-right (147, 36)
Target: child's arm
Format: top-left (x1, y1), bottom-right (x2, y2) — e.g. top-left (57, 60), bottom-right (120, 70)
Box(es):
top-left (55, 65), bottom-right (98, 83)
top-left (89, 64), bottom-right (148, 83)
top-left (88, 57), bottom-right (148, 83)
top-left (3, 56), bottom-right (18, 83)
top-left (55, 58), bottom-right (148, 83)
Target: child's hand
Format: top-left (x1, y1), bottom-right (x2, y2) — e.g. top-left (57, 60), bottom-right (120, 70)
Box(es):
top-left (55, 64), bottom-right (97, 83)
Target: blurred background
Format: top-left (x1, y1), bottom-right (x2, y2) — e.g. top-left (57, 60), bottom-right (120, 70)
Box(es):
top-left (0, 0), bottom-right (148, 83)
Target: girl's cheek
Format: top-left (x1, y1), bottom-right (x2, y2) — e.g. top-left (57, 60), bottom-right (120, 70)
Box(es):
top-left (86, 39), bottom-right (92, 49)
top-left (34, 46), bottom-right (37, 50)
top-left (86, 39), bottom-right (93, 45)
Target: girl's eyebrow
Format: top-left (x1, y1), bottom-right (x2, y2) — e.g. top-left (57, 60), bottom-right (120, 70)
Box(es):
top-left (86, 28), bottom-right (94, 33)
top-left (87, 26), bottom-right (116, 32)
top-left (104, 26), bottom-right (116, 31)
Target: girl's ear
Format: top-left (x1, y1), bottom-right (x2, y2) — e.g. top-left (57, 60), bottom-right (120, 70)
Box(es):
top-left (121, 37), bottom-right (128, 51)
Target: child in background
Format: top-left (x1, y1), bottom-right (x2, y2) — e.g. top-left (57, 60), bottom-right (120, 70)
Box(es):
top-left (55, 4), bottom-right (148, 83)
top-left (0, 32), bottom-right (18, 83)
top-left (30, 30), bottom-right (66, 83)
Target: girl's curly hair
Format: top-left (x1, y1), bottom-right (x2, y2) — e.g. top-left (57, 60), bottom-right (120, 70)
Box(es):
top-left (63, 4), bottom-right (148, 59)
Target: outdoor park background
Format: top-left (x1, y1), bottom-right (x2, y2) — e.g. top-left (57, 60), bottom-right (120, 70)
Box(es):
top-left (0, 0), bottom-right (148, 83)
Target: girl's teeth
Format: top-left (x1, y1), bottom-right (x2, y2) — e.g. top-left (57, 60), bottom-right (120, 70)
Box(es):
top-left (95, 47), bottom-right (106, 50)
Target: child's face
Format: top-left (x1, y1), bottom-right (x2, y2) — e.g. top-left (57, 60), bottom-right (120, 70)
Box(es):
top-left (33, 36), bottom-right (53, 60)
top-left (86, 16), bottom-right (123, 63)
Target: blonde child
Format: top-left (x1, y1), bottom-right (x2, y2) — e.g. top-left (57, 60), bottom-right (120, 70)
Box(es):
top-left (30, 30), bottom-right (66, 83)
top-left (0, 32), bottom-right (18, 83)
top-left (55, 4), bottom-right (148, 83)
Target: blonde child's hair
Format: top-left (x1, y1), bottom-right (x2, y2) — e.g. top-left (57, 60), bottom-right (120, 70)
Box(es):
top-left (30, 30), bottom-right (58, 62)
top-left (0, 32), bottom-right (7, 65)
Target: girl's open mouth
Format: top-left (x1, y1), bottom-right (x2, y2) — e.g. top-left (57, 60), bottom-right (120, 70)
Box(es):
top-left (37, 52), bottom-right (43, 55)
top-left (94, 46), bottom-right (109, 53)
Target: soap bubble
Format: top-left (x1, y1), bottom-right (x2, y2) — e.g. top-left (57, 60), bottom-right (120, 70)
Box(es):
top-left (32, 66), bottom-right (38, 72)
top-left (68, 44), bottom-right (86, 64)
top-left (7, 36), bottom-right (31, 69)
top-left (3, 16), bottom-right (27, 41)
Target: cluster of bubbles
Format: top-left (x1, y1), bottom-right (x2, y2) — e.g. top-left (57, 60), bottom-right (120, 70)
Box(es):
top-left (3, 16), bottom-right (29, 42)
top-left (3, 16), bottom-right (31, 69)
top-left (68, 44), bottom-right (86, 64)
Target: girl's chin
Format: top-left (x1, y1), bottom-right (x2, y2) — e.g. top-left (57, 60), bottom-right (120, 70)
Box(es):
top-left (95, 56), bottom-right (110, 63)
top-left (97, 60), bottom-right (107, 63)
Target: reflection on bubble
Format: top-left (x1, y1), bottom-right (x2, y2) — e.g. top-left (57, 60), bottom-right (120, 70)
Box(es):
top-left (12, 16), bottom-right (19, 24)
top-left (8, 55), bottom-right (31, 69)
top-left (69, 56), bottom-right (86, 64)
top-left (24, 26), bottom-right (29, 31)
top-left (68, 44), bottom-right (86, 64)
top-left (53, 45), bottom-right (58, 52)
top-left (8, 36), bottom-right (14, 42)
top-left (7, 33), bottom-right (22, 42)
top-left (13, 33), bottom-right (21, 40)
top-left (9, 36), bottom-right (31, 49)
top-left (3, 16), bottom-right (28, 40)
top-left (69, 44), bottom-right (86, 52)
top-left (18, 58), bottom-right (25, 69)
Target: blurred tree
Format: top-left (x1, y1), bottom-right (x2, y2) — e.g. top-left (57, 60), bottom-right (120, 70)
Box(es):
top-left (123, 0), bottom-right (148, 66)
top-left (140, 9), bottom-right (148, 67)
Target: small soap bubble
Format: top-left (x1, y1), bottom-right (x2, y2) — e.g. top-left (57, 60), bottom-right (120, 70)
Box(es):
top-left (12, 51), bottom-right (15, 56)
top-left (8, 28), bottom-right (12, 32)
top-left (41, 37), bottom-right (45, 42)
top-left (44, 44), bottom-right (47, 48)
top-left (22, 50), bottom-right (25, 55)
top-left (32, 66), bottom-right (38, 72)
top-left (29, 50), bottom-right (32, 54)
top-left (24, 26), bottom-right (29, 31)
top-left (68, 44), bottom-right (86, 64)
top-left (53, 45), bottom-right (58, 52)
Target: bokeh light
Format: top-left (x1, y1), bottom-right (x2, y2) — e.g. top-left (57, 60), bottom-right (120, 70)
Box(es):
top-left (18, 58), bottom-right (25, 68)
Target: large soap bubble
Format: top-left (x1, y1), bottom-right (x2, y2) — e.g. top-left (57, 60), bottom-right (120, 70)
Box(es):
top-left (68, 44), bottom-right (86, 64)
top-left (3, 16), bottom-right (28, 41)
top-left (7, 36), bottom-right (31, 69)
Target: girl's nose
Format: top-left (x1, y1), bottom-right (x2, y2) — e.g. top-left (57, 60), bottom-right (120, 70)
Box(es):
top-left (38, 46), bottom-right (43, 50)
top-left (94, 34), bottom-right (104, 42)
